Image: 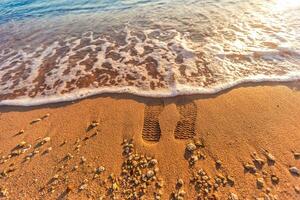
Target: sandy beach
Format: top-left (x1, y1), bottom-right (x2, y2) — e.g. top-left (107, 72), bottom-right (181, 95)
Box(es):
top-left (1, 0), bottom-right (300, 199)
top-left (1, 82), bottom-right (300, 199)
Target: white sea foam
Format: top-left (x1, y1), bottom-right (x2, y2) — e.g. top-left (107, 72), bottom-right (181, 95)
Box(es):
top-left (1, 72), bottom-right (300, 106)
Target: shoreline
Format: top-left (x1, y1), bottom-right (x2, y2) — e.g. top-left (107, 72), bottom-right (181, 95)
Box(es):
top-left (1, 80), bottom-right (299, 110)
top-left (0, 82), bottom-right (300, 199)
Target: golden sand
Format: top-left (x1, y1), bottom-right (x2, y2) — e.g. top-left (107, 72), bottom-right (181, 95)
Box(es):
top-left (0, 82), bottom-right (300, 199)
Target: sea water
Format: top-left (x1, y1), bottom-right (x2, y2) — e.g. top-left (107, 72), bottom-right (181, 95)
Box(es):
top-left (0, 0), bottom-right (299, 106)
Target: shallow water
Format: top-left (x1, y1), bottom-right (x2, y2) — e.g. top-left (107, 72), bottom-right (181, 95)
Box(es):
top-left (0, 0), bottom-right (300, 105)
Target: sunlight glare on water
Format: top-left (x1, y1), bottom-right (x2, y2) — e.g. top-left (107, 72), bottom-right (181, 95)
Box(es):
top-left (274, 0), bottom-right (300, 11)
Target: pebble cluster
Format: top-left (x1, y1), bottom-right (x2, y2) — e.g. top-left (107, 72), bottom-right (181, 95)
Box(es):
top-left (30, 113), bottom-right (50, 124)
top-left (183, 139), bottom-right (238, 200)
top-left (0, 114), bottom-right (51, 198)
top-left (110, 139), bottom-right (162, 199)
top-left (170, 179), bottom-right (186, 200)
top-left (243, 152), bottom-right (282, 199)
top-left (185, 138), bottom-right (206, 166)
top-left (190, 168), bottom-right (215, 198)
top-left (38, 135), bottom-right (163, 199)
top-left (0, 187), bottom-right (8, 198)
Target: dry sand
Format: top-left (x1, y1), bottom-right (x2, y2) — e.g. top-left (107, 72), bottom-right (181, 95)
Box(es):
top-left (0, 82), bottom-right (300, 199)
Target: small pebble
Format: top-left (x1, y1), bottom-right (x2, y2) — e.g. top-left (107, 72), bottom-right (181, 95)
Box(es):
top-left (155, 180), bottom-right (163, 189)
top-left (199, 152), bottom-right (206, 159)
top-left (31, 118), bottom-right (41, 123)
top-left (149, 159), bottom-right (158, 166)
top-left (214, 183), bottom-right (219, 189)
top-left (112, 182), bottom-right (119, 191)
top-left (176, 179), bottom-right (184, 188)
top-left (79, 183), bottom-right (87, 191)
top-left (257, 178), bottom-right (264, 188)
top-left (80, 156), bottom-right (86, 164)
top-left (40, 137), bottom-right (51, 146)
top-left (202, 175), bottom-right (209, 181)
top-left (271, 175), bottom-right (279, 184)
top-left (87, 121), bottom-right (99, 131)
top-left (95, 166), bottom-right (105, 174)
top-left (244, 163), bottom-right (256, 172)
top-left (186, 142), bottom-right (197, 152)
top-left (216, 160), bottom-right (222, 168)
top-left (66, 186), bottom-right (72, 193)
top-left (90, 132), bottom-right (98, 138)
top-left (0, 187), bottom-right (8, 197)
top-left (49, 185), bottom-right (55, 193)
top-left (146, 170), bottom-right (155, 179)
top-left (75, 145), bottom-right (81, 150)
top-left (33, 150), bottom-right (39, 155)
top-left (264, 150), bottom-right (275, 163)
top-left (228, 192), bottom-right (239, 200)
top-left (253, 158), bottom-right (265, 167)
top-left (294, 186), bottom-right (300, 194)
top-left (193, 138), bottom-right (204, 147)
top-left (262, 170), bottom-right (268, 176)
top-left (227, 175), bottom-right (235, 185)
top-left (53, 174), bottom-right (59, 179)
top-left (61, 140), bottom-right (67, 146)
top-left (43, 137), bottom-right (51, 142)
top-left (189, 155), bottom-right (198, 165)
top-left (41, 113), bottom-right (50, 119)
top-left (17, 130), bottom-right (24, 135)
top-left (289, 166), bottom-right (300, 176)
top-left (65, 153), bottom-right (73, 160)
top-left (294, 152), bottom-right (300, 159)
top-left (45, 147), bottom-right (52, 154)
top-left (18, 141), bottom-right (27, 148)
top-left (178, 189), bottom-right (186, 197)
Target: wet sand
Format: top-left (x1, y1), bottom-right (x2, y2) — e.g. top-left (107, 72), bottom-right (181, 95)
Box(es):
top-left (0, 82), bottom-right (300, 199)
